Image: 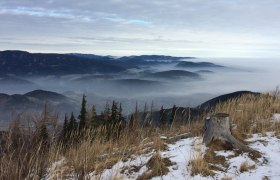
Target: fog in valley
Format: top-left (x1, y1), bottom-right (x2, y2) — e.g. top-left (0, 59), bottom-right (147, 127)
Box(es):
top-left (0, 57), bottom-right (279, 120)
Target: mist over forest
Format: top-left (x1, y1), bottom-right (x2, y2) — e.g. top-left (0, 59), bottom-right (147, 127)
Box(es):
top-left (0, 51), bottom-right (279, 127)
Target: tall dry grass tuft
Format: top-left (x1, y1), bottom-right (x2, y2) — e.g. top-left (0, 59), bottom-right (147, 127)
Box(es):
top-left (212, 92), bottom-right (280, 135)
top-left (189, 152), bottom-right (213, 177)
top-left (239, 160), bottom-right (255, 173)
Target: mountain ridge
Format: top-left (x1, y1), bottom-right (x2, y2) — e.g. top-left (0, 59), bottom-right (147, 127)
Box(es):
top-left (0, 50), bottom-right (223, 76)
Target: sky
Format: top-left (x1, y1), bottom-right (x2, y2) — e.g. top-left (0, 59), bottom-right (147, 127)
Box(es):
top-left (0, 0), bottom-right (280, 58)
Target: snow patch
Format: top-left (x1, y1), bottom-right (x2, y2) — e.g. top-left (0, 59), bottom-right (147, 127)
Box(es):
top-left (215, 150), bottom-right (235, 157)
top-left (272, 113), bottom-right (280, 122)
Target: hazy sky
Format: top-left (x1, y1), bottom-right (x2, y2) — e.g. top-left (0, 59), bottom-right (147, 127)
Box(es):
top-left (1, 0), bottom-right (280, 57)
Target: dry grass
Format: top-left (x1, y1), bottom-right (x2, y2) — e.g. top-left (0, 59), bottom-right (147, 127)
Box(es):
top-left (213, 93), bottom-right (280, 135)
top-left (121, 165), bottom-right (143, 174)
top-left (137, 151), bottom-right (172, 180)
top-left (189, 152), bottom-right (213, 177)
top-left (203, 140), bottom-right (232, 171)
top-left (239, 160), bottom-right (255, 173)
top-left (151, 136), bottom-right (168, 151)
top-left (0, 114), bottom-right (194, 179)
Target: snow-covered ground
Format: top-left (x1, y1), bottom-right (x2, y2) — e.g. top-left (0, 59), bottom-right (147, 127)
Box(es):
top-left (91, 132), bottom-right (280, 180)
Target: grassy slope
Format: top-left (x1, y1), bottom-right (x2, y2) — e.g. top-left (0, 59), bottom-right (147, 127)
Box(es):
top-left (1, 90), bottom-right (280, 179)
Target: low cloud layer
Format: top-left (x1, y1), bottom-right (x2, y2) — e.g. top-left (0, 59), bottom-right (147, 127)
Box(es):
top-left (1, 0), bottom-right (280, 57)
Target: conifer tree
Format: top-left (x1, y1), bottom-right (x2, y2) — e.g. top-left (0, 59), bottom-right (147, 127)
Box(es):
top-left (9, 119), bottom-right (25, 151)
top-left (89, 105), bottom-right (97, 128)
top-left (61, 114), bottom-right (69, 143)
top-left (159, 106), bottom-right (168, 127)
top-left (150, 101), bottom-right (154, 124)
top-left (134, 101), bottom-right (140, 125)
top-left (118, 103), bottom-right (124, 122)
top-left (39, 122), bottom-right (49, 148)
top-left (170, 105), bottom-right (177, 125)
top-left (78, 94), bottom-right (87, 131)
top-left (103, 101), bottom-right (112, 140)
top-left (69, 112), bottom-right (77, 133)
top-left (128, 114), bottom-right (135, 128)
top-left (111, 100), bottom-right (118, 124)
top-left (67, 112), bottom-right (78, 144)
top-left (143, 103), bottom-right (149, 126)
top-left (129, 102), bottom-right (140, 128)
top-left (134, 101), bottom-right (139, 121)
top-left (116, 102), bottom-right (125, 138)
top-left (103, 102), bottom-right (110, 121)
top-left (33, 121), bottom-right (49, 151)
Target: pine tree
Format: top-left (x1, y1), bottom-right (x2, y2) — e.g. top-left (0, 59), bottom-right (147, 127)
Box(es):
top-left (111, 100), bottom-right (118, 124)
top-left (69, 112), bottom-right (77, 133)
top-left (67, 112), bottom-right (78, 144)
top-left (143, 103), bottom-right (148, 116)
top-left (103, 102), bottom-right (110, 121)
top-left (134, 101), bottom-right (140, 125)
top-left (104, 101), bottom-right (113, 140)
top-left (150, 101), bottom-right (154, 124)
top-left (39, 122), bottom-right (49, 148)
top-left (128, 113), bottom-right (135, 128)
top-left (143, 103), bottom-right (149, 126)
top-left (118, 103), bottom-right (124, 122)
top-left (129, 102), bottom-right (140, 128)
top-left (159, 106), bottom-right (168, 127)
top-left (61, 114), bottom-right (69, 143)
top-left (170, 105), bottom-right (177, 125)
top-left (89, 105), bottom-right (97, 128)
top-left (33, 121), bottom-right (49, 151)
top-left (78, 94), bottom-right (87, 131)
top-left (116, 103), bottom-right (125, 138)
top-left (134, 101), bottom-right (139, 121)
top-left (8, 119), bottom-right (25, 151)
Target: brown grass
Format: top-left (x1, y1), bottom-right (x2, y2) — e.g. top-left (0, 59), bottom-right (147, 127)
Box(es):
top-left (121, 165), bottom-right (143, 174)
top-left (0, 112), bottom-right (195, 179)
top-left (213, 93), bottom-right (280, 135)
top-left (239, 160), bottom-right (255, 173)
top-left (137, 151), bottom-right (172, 180)
top-left (189, 152), bottom-right (213, 177)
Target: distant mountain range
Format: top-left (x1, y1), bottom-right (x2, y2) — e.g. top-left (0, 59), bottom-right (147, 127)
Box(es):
top-left (176, 61), bottom-right (223, 68)
top-left (0, 50), bottom-right (126, 75)
top-left (143, 70), bottom-right (201, 79)
top-left (0, 50), bottom-right (223, 76)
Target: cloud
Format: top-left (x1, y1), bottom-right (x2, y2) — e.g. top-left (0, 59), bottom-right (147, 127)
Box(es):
top-left (0, 0), bottom-right (280, 57)
top-left (126, 19), bottom-right (152, 24)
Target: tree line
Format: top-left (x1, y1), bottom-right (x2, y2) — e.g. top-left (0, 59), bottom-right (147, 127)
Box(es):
top-left (4, 95), bottom-right (178, 153)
